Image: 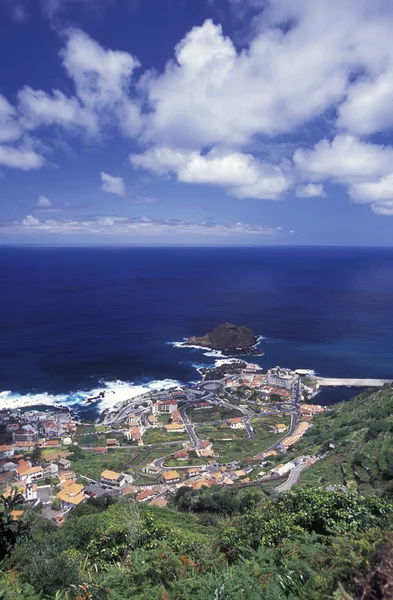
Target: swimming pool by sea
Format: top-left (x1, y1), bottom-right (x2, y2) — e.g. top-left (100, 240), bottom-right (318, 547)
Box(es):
top-left (1, 245), bottom-right (393, 420)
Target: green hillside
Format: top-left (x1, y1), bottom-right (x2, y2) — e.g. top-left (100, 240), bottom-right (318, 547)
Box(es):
top-left (293, 385), bottom-right (393, 494)
top-left (1, 386), bottom-right (393, 599)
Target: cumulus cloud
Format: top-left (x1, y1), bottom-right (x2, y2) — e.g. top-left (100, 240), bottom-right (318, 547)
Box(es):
top-left (17, 29), bottom-right (141, 140)
top-left (0, 95), bottom-right (22, 143)
top-left (1, 214), bottom-right (281, 239)
top-left (100, 171), bottom-right (126, 197)
top-left (36, 195), bottom-right (52, 208)
top-left (294, 135), bottom-right (393, 184)
top-left (0, 144), bottom-right (44, 170)
top-left (293, 134), bottom-right (393, 213)
top-left (131, 147), bottom-right (290, 200)
top-left (5, 0), bottom-right (393, 214)
top-left (296, 183), bottom-right (326, 198)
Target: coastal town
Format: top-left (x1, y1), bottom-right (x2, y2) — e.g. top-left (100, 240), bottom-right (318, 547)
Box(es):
top-left (0, 362), bottom-right (328, 524)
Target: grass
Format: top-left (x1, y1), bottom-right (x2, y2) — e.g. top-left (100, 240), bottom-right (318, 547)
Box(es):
top-left (144, 428), bottom-right (189, 445)
top-left (199, 414), bottom-right (291, 463)
top-left (195, 425), bottom-right (249, 440)
top-left (157, 414), bottom-right (171, 425)
top-left (69, 444), bottom-right (184, 481)
top-left (188, 406), bottom-right (243, 423)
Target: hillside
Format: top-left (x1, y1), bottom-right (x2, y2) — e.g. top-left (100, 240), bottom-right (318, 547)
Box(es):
top-left (1, 387), bottom-right (393, 599)
top-left (292, 384), bottom-right (393, 495)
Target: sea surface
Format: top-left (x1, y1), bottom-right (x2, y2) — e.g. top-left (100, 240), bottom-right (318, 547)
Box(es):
top-left (1, 245), bottom-right (393, 420)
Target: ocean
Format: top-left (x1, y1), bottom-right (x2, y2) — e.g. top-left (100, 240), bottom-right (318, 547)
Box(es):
top-left (1, 245), bottom-right (393, 420)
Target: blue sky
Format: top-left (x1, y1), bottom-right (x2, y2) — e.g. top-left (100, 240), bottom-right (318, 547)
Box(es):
top-left (1, 0), bottom-right (393, 245)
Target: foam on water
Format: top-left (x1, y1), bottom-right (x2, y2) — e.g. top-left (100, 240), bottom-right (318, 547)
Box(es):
top-left (0, 378), bottom-right (182, 415)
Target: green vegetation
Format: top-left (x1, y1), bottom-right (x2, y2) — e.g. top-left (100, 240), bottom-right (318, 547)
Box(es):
top-left (188, 406), bottom-right (242, 423)
top-left (292, 384), bottom-right (393, 495)
top-left (68, 444), bottom-right (184, 480)
top-left (143, 428), bottom-right (188, 445)
top-left (195, 425), bottom-right (248, 440)
top-left (2, 388), bottom-right (393, 599)
top-left (1, 486), bottom-right (392, 599)
top-left (199, 414), bottom-right (291, 463)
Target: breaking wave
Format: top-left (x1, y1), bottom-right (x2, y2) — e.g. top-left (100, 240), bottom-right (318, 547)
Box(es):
top-left (0, 378), bottom-right (182, 415)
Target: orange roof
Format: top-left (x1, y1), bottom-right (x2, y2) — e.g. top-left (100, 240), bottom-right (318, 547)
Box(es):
top-left (56, 488), bottom-right (85, 506)
top-left (227, 417), bottom-right (242, 424)
top-left (101, 469), bottom-right (121, 480)
top-left (45, 440), bottom-right (60, 447)
top-left (16, 465), bottom-right (43, 477)
top-left (162, 470), bottom-right (180, 481)
top-left (56, 481), bottom-right (85, 505)
top-left (136, 490), bottom-right (157, 502)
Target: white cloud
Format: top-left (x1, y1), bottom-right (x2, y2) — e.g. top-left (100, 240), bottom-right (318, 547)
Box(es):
top-left (18, 87), bottom-right (97, 136)
top-left (0, 144), bottom-right (44, 170)
top-left (349, 174), bottom-right (393, 203)
top-left (296, 183), bottom-right (326, 198)
top-left (371, 201), bottom-right (393, 216)
top-left (100, 171), bottom-right (126, 197)
top-left (36, 195), bottom-right (52, 208)
top-left (131, 147), bottom-right (290, 200)
top-left (1, 214), bottom-right (281, 239)
top-left (293, 134), bottom-right (393, 213)
top-left (0, 95), bottom-right (22, 143)
top-left (293, 135), bottom-right (393, 184)
top-left (140, 2), bottom-right (393, 148)
top-left (17, 29), bottom-right (141, 140)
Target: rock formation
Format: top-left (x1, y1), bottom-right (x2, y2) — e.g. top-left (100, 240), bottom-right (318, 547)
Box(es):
top-left (185, 323), bottom-right (258, 354)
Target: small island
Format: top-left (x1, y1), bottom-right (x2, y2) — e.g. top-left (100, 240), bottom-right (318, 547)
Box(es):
top-left (185, 323), bottom-right (261, 356)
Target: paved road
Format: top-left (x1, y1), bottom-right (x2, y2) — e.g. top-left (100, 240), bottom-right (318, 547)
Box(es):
top-left (274, 463), bottom-right (308, 493)
top-left (179, 404), bottom-right (200, 449)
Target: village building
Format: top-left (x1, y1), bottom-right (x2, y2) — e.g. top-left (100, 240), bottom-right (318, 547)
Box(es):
top-left (271, 462), bottom-right (296, 477)
top-left (164, 423), bottom-right (185, 433)
top-left (101, 469), bottom-right (126, 487)
top-left (106, 438), bottom-right (118, 447)
top-left (273, 423), bottom-right (288, 434)
top-left (173, 450), bottom-right (189, 461)
top-left (161, 470), bottom-right (180, 484)
top-left (187, 468), bottom-right (199, 478)
top-left (127, 413), bottom-right (140, 428)
top-left (151, 400), bottom-right (178, 415)
top-left (195, 441), bottom-right (214, 458)
top-left (57, 458), bottom-right (71, 470)
top-left (5, 477), bottom-right (38, 502)
top-left (142, 463), bottom-right (161, 476)
top-left (56, 481), bottom-right (85, 509)
top-left (135, 489), bottom-right (158, 503)
top-left (16, 465), bottom-right (43, 482)
top-left (12, 428), bottom-right (38, 443)
top-left (59, 471), bottom-right (77, 483)
top-left (170, 410), bottom-right (183, 424)
top-left (227, 417), bottom-right (246, 430)
top-left (0, 445), bottom-right (14, 459)
top-left (125, 427), bottom-right (143, 445)
top-left (147, 415), bottom-right (157, 426)
top-left (266, 367), bottom-right (294, 390)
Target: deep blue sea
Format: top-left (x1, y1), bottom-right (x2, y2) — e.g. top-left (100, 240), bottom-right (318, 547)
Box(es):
top-left (1, 246), bottom-right (393, 420)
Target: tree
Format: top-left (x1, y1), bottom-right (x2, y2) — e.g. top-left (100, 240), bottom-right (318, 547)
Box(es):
top-left (0, 490), bottom-right (29, 562)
